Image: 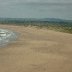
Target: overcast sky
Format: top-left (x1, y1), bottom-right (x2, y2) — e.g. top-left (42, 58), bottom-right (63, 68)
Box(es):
top-left (0, 0), bottom-right (72, 20)
top-left (0, 0), bottom-right (72, 3)
top-left (0, 0), bottom-right (72, 6)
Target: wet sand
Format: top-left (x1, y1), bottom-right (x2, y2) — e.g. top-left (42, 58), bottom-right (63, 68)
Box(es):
top-left (0, 24), bottom-right (72, 72)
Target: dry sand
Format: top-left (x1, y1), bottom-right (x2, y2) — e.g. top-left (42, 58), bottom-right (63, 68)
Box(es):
top-left (0, 24), bottom-right (72, 72)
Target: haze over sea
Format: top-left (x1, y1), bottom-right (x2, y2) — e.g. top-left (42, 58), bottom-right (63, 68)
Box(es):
top-left (0, 0), bottom-right (72, 20)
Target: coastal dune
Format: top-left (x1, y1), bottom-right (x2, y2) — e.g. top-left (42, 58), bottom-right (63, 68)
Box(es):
top-left (0, 25), bottom-right (72, 72)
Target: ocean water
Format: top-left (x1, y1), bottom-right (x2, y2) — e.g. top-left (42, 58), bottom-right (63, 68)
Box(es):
top-left (0, 3), bottom-right (72, 20)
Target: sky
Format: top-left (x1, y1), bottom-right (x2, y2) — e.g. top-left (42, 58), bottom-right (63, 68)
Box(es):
top-left (0, 0), bottom-right (72, 20)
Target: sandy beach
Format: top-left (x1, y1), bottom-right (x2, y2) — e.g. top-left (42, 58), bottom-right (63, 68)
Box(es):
top-left (0, 24), bottom-right (72, 72)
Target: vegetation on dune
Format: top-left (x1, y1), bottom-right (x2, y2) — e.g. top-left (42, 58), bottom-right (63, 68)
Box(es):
top-left (0, 18), bottom-right (72, 33)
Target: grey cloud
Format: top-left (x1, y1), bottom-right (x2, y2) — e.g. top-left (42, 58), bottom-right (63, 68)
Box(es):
top-left (0, 0), bottom-right (72, 3)
top-left (0, 0), bottom-right (72, 7)
top-left (15, 0), bottom-right (72, 3)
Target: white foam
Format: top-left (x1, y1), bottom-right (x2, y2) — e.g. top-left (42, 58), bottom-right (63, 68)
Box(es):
top-left (0, 29), bottom-right (18, 47)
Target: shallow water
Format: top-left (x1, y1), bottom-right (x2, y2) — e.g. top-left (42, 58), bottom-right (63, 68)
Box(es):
top-left (0, 29), bottom-right (18, 47)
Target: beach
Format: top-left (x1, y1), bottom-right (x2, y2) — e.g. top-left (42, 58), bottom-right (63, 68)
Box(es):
top-left (0, 24), bottom-right (72, 72)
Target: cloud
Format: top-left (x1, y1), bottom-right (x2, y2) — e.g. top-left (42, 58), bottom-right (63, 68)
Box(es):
top-left (15, 0), bottom-right (72, 3)
top-left (0, 0), bottom-right (72, 6)
top-left (0, 0), bottom-right (19, 5)
top-left (0, 0), bottom-right (72, 3)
